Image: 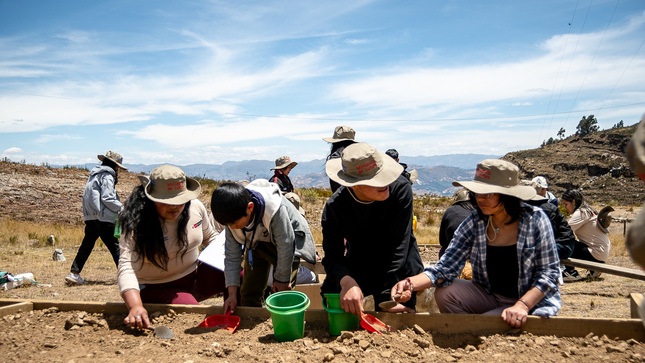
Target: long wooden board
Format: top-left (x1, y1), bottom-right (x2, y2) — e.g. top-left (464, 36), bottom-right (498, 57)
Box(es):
top-left (1, 298), bottom-right (643, 341)
top-left (561, 258), bottom-right (645, 281)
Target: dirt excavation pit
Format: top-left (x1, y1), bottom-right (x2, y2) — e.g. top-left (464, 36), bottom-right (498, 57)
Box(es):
top-left (2, 305), bottom-right (645, 363)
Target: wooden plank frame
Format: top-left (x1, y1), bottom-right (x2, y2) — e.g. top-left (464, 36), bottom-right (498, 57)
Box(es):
top-left (1, 298), bottom-right (644, 341)
top-left (561, 258), bottom-right (645, 281)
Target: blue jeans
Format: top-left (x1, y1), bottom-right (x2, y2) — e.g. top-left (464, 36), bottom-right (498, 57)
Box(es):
top-left (70, 220), bottom-right (119, 274)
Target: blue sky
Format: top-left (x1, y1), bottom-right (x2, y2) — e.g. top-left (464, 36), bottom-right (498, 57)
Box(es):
top-left (1, 0), bottom-right (644, 167)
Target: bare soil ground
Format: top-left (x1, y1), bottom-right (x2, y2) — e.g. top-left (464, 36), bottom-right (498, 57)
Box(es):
top-left (2, 244), bottom-right (645, 362)
top-left (2, 161), bottom-right (645, 362)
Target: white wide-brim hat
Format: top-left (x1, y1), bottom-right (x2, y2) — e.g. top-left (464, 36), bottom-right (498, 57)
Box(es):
top-left (139, 164), bottom-right (201, 205)
top-left (326, 142), bottom-right (403, 188)
top-left (452, 159), bottom-right (536, 200)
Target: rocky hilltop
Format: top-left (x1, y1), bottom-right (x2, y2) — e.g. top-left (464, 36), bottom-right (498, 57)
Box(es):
top-left (504, 123), bottom-right (642, 206)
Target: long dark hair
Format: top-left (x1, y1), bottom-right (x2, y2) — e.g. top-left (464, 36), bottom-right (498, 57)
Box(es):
top-left (118, 185), bottom-right (191, 270)
top-left (469, 192), bottom-right (523, 224)
top-left (561, 189), bottom-right (595, 218)
top-left (326, 140), bottom-right (355, 160)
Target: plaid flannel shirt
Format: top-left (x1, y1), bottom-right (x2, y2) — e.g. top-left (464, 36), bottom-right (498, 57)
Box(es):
top-left (424, 203), bottom-right (561, 317)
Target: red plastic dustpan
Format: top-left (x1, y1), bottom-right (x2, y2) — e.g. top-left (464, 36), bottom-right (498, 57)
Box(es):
top-left (360, 312), bottom-right (391, 335)
top-left (198, 311), bottom-right (240, 333)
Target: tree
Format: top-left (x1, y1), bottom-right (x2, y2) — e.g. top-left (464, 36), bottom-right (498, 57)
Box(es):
top-left (575, 115), bottom-right (599, 136)
top-left (557, 127), bottom-right (566, 139)
top-left (612, 120), bottom-right (624, 129)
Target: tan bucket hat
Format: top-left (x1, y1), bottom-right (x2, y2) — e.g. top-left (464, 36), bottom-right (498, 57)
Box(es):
top-left (139, 165), bottom-right (201, 205)
top-left (284, 192), bottom-right (305, 216)
top-left (322, 125), bottom-right (356, 143)
top-left (97, 150), bottom-right (127, 170)
top-left (271, 156), bottom-right (298, 170)
top-left (452, 159), bottom-right (536, 200)
top-left (326, 143), bottom-right (403, 188)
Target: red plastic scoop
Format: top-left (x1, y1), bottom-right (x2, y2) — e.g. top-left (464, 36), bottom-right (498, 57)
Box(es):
top-left (198, 311), bottom-right (240, 333)
top-left (360, 313), bottom-right (391, 334)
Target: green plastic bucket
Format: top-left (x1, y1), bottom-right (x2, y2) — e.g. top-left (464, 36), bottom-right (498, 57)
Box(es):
top-left (266, 290), bottom-right (309, 311)
top-left (323, 293), bottom-right (342, 309)
top-left (322, 294), bottom-right (360, 336)
top-left (265, 291), bottom-right (311, 342)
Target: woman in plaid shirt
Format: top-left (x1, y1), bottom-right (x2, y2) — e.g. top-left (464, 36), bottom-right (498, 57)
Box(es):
top-left (392, 159), bottom-right (561, 328)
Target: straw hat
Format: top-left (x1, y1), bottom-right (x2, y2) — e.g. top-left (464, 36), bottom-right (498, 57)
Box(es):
top-left (452, 159), bottom-right (536, 200)
top-left (139, 165), bottom-right (201, 205)
top-left (325, 143), bottom-right (403, 188)
top-left (97, 150), bottom-right (127, 170)
top-left (271, 156), bottom-right (298, 170)
top-left (322, 125), bottom-right (356, 143)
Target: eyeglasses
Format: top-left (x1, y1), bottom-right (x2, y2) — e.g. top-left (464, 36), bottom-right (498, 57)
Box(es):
top-left (474, 193), bottom-right (497, 200)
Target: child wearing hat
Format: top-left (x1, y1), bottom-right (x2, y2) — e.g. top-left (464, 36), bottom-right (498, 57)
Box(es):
top-left (65, 151), bottom-right (127, 285)
top-left (392, 159), bottom-right (561, 328)
top-left (117, 165), bottom-right (226, 329)
top-left (321, 143), bottom-right (424, 315)
top-left (268, 155), bottom-right (297, 193)
top-left (210, 179), bottom-right (317, 312)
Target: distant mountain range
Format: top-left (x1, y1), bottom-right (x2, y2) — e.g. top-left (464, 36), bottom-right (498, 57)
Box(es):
top-left (77, 153), bottom-right (499, 196)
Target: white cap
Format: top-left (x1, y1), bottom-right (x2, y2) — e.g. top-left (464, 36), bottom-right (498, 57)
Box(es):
top-left (532, 176), bottom-right (548, 189)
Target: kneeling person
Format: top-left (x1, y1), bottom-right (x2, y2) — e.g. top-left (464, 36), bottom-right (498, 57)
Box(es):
top-left (211, 180), bottom-right (317, 313)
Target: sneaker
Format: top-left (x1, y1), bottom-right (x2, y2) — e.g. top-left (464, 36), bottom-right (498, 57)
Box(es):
top-left (587, 270), bottom-right (603, 279)
top-left (562, 269), bottom-right (584, 282)
top-left (65, 273), bottom-right (85, 285)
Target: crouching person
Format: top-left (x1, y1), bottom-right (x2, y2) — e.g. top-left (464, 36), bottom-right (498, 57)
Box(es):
top-left (391, 159), bottom-right (561, 328)
top-left (211, 180), bottom-right (317, 313)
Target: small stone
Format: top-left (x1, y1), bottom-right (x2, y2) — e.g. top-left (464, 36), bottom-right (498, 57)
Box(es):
top-left (44, 343), bottom-right (57, 348)
top-left (413, 324), bottom-right (426, 335)
top-left (465, 345), bottom-right (477, 353)
top-left (358, 340), bottom-right (370, 350)
top-left (339, 332), bottom-right (354, 341)
top-left (161, 341), bottom-right (172, 347)
top-left (115, 350), bottom-right (125, 355)
top-left (606, 345), bottom-right (625, 353)
top-left (534, 337), bottom-right (546, 346)
top-left (380, 351), bottom-right (393, 358)
top-left (323, 352), bottom-right (335, 362)
top-left (413, 338), bottom-right (431, 349)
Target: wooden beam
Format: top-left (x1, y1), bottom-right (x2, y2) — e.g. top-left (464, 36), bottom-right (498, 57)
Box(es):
top-left (0, 300), bottom-right (32, 316)
top-left (631, 293), bottom-right (644, 319)
top-left (1, 298), bottom-right (644, 341)
top-left (561, 258), bottom-right (645, 281)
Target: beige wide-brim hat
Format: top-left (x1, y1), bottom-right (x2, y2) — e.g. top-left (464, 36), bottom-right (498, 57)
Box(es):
top-left (271, 156), bottom-right (298, 170)
top-left (452, 159), bottom-right (536, 200)
top-left (323, 125), bottom-right (356, 143)
top-left (139, 164), bottom-right (201, 205)
top-left (326, 142), bottom-right (403, 188)
top-left (284, 192), bottom-right (306, 216)
top-left (98, 150), bottom-right (128, 170)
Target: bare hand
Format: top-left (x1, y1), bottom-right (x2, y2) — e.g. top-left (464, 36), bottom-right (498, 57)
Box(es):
top-left (271, 281), bottom-right (291, 293)
top-left (223, 295), bottom-right (238, 314)
top-left (340, 285), bottom-right (364, 315)
top-left (124, 307), bottom-right (150, 329)
top-left (501, 303), bottom-right (528, 328)
top-left (392, 280), bottom-right (412, 303)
